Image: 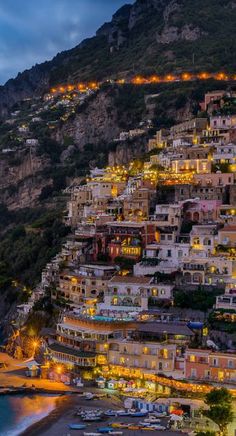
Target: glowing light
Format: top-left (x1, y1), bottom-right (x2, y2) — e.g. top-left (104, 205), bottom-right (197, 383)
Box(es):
top-left (56, 365), bottom-right (62, 374)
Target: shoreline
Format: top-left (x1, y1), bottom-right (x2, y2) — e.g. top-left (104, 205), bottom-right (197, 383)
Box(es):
top-left (0, 386), bottom-right (78, 396)
top-left (20, 394), bottom-right (76, 436)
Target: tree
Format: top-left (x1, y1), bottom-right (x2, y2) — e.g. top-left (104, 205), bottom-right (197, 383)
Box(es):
top-left (203, 388), bottom-right (233, 436)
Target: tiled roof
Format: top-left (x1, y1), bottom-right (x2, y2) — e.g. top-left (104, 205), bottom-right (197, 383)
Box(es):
top-left (136, 322), bottom-right (194, 336)
top-left (109, 276), bottom-right (152, 285)
top-left (48, 343), bottom-right (96, 358)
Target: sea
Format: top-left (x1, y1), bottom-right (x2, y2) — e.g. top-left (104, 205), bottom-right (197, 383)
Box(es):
top-left (0, 394), bottom-right (60, 435)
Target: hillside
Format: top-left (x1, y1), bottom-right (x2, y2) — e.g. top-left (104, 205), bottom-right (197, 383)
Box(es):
top-left (0, 0), bottom-right (236, 114)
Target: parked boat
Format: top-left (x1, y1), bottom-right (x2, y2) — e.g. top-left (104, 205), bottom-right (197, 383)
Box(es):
top-left (97, 427), bottom-right (114, 434)
top-left (152, 411), bottom-right (167, 418)
top-left (143, 417), bottom-right (161, 423)
top-left (105, 410), bottom-right (117, 416)
top-left (69, 423), bottom-right (87, 430)
top-left (85, 392), bottom-right (94, 400)
top-left (83, 415), bottom-right (102, 421)
top-left (130, 411), bottom-right (148, 417)
top-left (84, 433), bottom-right (102, 436)
top-left (109, 432), bottom-right (123, 435)
top-left (149, 424), bottom-right (166, 430)
top-left (116, 410), bottom-right (130, 416)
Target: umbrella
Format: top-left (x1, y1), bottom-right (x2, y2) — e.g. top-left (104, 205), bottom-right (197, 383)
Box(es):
top-left (171, 409), bottom-right (184, 416)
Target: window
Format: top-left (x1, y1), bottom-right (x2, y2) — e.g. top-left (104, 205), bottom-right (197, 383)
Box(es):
top-left (167, 250), bottom-right (171, 257)
top-left (190, 355), bottom-right (196, 363)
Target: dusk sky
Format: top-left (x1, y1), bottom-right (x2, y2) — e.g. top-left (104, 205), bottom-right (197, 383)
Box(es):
top-left (0, 0), bottom-right (133, 85)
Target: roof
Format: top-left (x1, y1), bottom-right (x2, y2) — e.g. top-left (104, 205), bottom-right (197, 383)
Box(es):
top-left (108, 221), bottom-right (146, 228)
top-left (48, 343), bottom-right (96, 358)
top-left (220, 226), bottom-right (236, 232)
top-left (109, 276), bottom-right (152, 285)
top-left (136, 322), bottom-right (194, 336)
top-left (81, 264), bottom-right (116, 271)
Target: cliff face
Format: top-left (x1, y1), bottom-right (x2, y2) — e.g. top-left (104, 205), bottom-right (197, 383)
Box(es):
top-left (108, 137), bottom-right (147, 166)
top-left (53, 91), bottom-right (120, 148)
top-left (0, 148), bottom-right (50, 209)
top-left (0, 0), bottom-right (236, 114)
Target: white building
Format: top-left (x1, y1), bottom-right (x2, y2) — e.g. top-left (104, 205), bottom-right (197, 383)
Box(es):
top-left (210, 115), bottom-right (236, 130)
top-left (98, 276), bottom-right (151, 317)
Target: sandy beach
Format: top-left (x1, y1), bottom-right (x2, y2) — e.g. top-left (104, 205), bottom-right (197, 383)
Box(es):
top-left (0, 352), bottom-right (74, 392)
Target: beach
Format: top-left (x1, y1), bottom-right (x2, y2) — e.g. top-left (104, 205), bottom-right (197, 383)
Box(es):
top-left (19, 395), bottom-right (187, 436)
top-left (20, 394), bottom-right (123, 436)
top-left (0, 352), bottom-right (74, 392)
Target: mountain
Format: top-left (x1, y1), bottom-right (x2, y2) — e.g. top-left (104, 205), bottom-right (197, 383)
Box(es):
top-left (0, 0), bottom-right (236, 114)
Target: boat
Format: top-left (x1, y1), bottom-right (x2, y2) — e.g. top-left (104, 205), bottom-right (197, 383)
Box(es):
top-left (109, 432), bottom-right (123, 435)
top-left (105, 410), bottom-right (117, 416)
top-left (83, 415), bottom-right (102, 421)
top-left (116, 410), bottom-right (130, 416)
top-left (143, 417), bottom-right (161, 423)
top-left (149, 424), bottom-right (166, 430)
top-left (69, 423), bottom-right (87, 430)
top-left (97, 427), bottom-right (114, 434)
top-left (129, 411), bottom-right (148, 417)
top-left (111, 423), bottom-right (127, 429)
top-left (84, 392), bottom-right (94, 400)
top-left (152, 411), bottom-right (167, 418)
top-left (84, 433), bottom-right (102, 436)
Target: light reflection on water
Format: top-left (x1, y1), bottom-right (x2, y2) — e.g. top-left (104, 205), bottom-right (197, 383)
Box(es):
top-left (0, 394), bottom-right (61, 436)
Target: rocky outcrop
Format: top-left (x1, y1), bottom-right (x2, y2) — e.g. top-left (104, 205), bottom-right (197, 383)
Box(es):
top-left (108, 137), bottom-right (147, 166)
top-left (157, 24), bottom-right (205, 44)
top-left (0, 148), bottom-right (50, 209)
top-left (53, 91), bottom-right (120, 148)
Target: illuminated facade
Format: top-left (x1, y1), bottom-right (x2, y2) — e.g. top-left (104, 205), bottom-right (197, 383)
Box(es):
top-left (185, 349), bottom-right (236, 383)
top-left (98, 276), bottom-right (151, 316)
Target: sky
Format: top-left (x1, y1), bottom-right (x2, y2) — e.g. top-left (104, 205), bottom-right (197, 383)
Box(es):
top-left (0, 0), bottom-right (133, 85)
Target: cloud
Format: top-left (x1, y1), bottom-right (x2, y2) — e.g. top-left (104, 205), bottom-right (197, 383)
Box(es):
top-left (0, 0), bottom-right (133, 84)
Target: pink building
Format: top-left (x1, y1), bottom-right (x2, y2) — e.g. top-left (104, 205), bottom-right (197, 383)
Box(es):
top-left (185, 349), bottom-right (236, 383)
top-left (183, 199), bottom-right (221, 223)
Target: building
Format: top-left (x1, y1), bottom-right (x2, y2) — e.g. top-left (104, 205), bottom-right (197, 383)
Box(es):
top-left (53, 264), bottom-right (116, 313)
top-left (47, 313), bottom-right (136, 371)
top-left (171, 159), bottom-right (211, 174)
top-left (107, 221), bottom-right (157, 262)
top-left (185, 349), bottom-right (236, 383)
top-left (98, 276), bottom-right (151, 317)
top-left (170, 118), bottom-right (208, 139)
top-left (123, 188), bottom-right (155, 221)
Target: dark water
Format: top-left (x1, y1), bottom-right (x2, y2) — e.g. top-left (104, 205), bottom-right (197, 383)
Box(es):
top-left (0, 394), bottom-right (60, 435)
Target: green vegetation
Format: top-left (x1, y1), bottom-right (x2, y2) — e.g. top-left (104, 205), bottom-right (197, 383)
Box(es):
top-left (203, 388), bottom-right (234, 436)
top-left (0, 207), bottom-right (70, 300)
top-left (174, 288), bottom-right (224, 312)
top-left (208, 310), bottom-right (236, 334)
